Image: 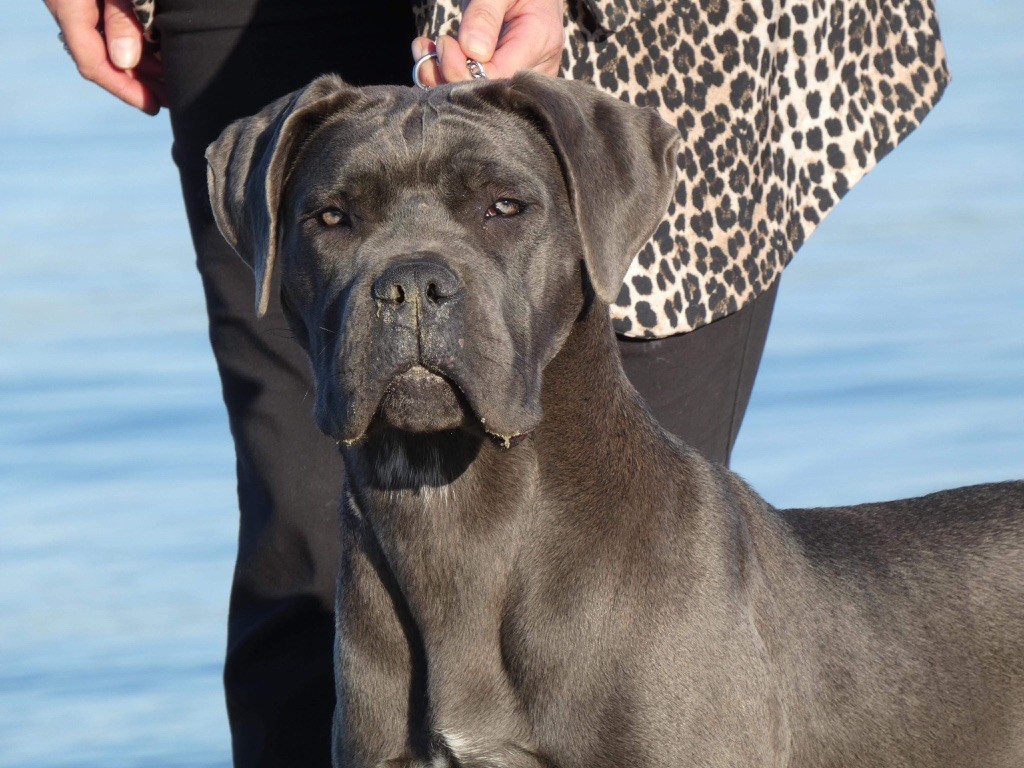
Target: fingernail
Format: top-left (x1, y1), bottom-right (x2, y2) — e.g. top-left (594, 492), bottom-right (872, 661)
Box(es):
top-left (435, 36), bottom-right (445, 60)
top-left (462, 33), bottom-right (489, 60)
top-left (110, 38), bottom-right (140, 69)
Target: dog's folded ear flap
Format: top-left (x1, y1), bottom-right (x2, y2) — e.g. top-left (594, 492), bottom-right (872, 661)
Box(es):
top-left (205, 74), bottom-right (360, 317)
top-left (484, 72), bottom-right (679, 304)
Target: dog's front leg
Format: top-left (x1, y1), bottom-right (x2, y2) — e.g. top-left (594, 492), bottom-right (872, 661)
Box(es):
top-left (333, 502), bottom-right (429, 768)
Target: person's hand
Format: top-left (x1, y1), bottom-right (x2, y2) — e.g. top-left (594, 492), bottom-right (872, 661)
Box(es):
top-left (411, 0), bottom-right (564, 87)
top-left (43, 0), bottom-right (166, 115)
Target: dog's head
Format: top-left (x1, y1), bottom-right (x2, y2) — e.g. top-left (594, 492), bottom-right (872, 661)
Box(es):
top-left (206, 73), bottom-right (677, 445)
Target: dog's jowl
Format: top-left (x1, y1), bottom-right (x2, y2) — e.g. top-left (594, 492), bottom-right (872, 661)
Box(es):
top-left (206, 73), bottom-right (1024, 768)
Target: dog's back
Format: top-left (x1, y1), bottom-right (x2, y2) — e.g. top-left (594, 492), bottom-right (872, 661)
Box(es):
top-left (753, 481), bottom-right (1024, 766)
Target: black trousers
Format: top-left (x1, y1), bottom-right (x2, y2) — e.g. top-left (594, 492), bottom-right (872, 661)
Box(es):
top-left (155, 2), bottom-right (777, 765)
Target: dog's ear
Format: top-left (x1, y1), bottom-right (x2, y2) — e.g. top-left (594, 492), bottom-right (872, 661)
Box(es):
top-left (474, 72), bottom-right (679, 304)
top-left (205, 74), bottom-right (360, 317)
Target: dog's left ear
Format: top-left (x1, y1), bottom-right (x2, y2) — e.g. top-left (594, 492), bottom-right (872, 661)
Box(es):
top-left (205, 74), bottom-right (360, 317)
top-left (470, 72), bottom-right (679, 303)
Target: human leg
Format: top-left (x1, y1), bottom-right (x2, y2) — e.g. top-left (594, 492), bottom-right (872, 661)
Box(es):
top-left (154, 2), bottom-right (415, 765)
top-left (618, 279), bottom-right (779, 467)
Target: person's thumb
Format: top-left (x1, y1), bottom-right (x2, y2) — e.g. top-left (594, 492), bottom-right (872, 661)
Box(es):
top-left (104, 0), bottom-right (143, 70)
top-left (459, 0), bottom-right (513, 62)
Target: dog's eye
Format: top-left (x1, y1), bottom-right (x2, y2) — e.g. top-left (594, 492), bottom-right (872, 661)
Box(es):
top-left (485, 199), bottom-right (524, 219)
top-left (318, 208), bottom-right (350, 227)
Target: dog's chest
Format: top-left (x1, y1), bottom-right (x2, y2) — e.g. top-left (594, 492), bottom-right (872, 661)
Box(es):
top-left (496, 589), bottom-right (791, 766)
top-left (337, 461), bottom-right (789, 767)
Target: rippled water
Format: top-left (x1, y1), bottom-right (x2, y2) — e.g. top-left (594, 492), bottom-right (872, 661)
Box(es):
top-left (1, 3), bottom-right (1021, 766)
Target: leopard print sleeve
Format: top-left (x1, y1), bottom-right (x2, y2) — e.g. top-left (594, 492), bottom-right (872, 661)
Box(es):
top-left (134, 0), bottom-right (949, 339)
top-left (414, 0), bottom-right (950, 338)
top-left (131, 0), bottom-right (158, 45)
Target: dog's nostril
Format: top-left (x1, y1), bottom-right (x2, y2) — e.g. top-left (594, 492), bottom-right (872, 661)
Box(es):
top-left (373, 273), bottom-right (409, 304)
top-left (373, 259), bottom-right (460, 306)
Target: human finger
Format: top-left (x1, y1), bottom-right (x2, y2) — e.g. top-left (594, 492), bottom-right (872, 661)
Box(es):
top-left (103, 0), bottom-right (143, 70)
top-left (48, 0), bottom-right (161, 113)
top-left (134, 47), bottom-right (168, 106)
top-left (135, 71), bottom-right (169, 107)
top-left (483, 14), bottom-right (563, 78)
top-left (436, 34), bottom-right (476, 83)
top-left (458, 0), bottom-right (513, 63)
top-left (411, 36), bottom-right (443, 88)
top-left (132, 50), bottom-right (164, 78)
top-left (61, 14), bottom-right (160, 114)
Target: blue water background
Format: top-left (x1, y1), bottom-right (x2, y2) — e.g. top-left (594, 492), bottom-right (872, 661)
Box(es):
top-left (1, 3), bottom-right (1021, 766)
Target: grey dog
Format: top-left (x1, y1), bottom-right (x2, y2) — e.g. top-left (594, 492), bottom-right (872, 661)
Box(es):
top-left (206, 72), bottom-right (1024, 768)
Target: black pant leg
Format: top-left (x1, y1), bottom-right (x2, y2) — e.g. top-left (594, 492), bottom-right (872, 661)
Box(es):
top-left (154, 3), bottom-right (415, 766)
top-left (618, 279), bottom-right (779, 466)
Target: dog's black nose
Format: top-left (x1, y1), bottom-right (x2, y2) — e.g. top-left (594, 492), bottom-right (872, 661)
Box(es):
top-left (372, 259), bottom-right (461, 305)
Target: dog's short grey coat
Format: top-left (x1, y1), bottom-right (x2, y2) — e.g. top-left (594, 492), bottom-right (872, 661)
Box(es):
top-left (206, 73), bottom-right (1024, 768)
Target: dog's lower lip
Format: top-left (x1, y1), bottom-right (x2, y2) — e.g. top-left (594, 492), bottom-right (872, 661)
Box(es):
top-left (387, 364), bottom-right (450, 390)
top-left (402, 364), bottom-right (443, 381)
top-left (384, 363), bottom-right (463, 403)
top-left (370, 362), bottom-right (469, 434)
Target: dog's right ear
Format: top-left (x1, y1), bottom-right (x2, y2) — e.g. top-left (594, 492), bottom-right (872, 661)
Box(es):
top-left (205, 74), bottom-right (360, 317)
top-left (463, 72), bottom-right (679, 306)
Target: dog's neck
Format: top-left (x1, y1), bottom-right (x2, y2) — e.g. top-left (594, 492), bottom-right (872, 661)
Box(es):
top-left (342, 296), bottom-right (685, 622)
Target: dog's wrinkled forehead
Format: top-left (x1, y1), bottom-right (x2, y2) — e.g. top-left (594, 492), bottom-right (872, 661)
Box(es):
top-left (285, 91), bottom-right (561, 217)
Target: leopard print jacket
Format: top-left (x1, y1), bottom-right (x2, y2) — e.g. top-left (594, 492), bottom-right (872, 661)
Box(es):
top-left (133, 0), bottom-right (949, 338)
